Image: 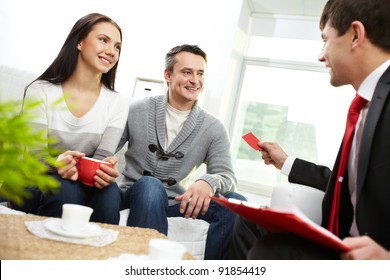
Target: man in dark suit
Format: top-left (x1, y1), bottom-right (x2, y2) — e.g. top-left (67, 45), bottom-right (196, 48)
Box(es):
top-left (231, 0), bottom-right (390, 260)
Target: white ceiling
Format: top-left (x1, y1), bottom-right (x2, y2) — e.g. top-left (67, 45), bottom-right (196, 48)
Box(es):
top-left (248, 0), bottom-right (327, 17)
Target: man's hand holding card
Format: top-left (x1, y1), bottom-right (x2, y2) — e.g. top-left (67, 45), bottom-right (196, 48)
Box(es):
top-left (242, 132), bottom-right (262, 151)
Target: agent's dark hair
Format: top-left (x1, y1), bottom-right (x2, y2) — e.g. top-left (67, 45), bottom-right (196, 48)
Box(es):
top-left (165, 44), bottom-right (207, 73)
top-left (27, 13), bottom-right (122, 92)
top-left (320, 0), bottom-right (390, 52)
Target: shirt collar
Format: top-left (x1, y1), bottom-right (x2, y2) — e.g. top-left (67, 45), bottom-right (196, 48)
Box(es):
top-left (358, 59), bottom-right (390, 102)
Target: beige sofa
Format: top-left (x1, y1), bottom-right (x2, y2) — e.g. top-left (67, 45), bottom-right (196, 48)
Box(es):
top-left (0, 64), bottom-right (209, 259)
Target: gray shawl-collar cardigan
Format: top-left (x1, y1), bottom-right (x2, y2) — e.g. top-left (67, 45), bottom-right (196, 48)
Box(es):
top-left (117, 94), bottom-right (237, 203)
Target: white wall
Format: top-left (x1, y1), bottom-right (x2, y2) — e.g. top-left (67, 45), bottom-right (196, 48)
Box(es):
top-left (0, 0), bottom-right (245, 120)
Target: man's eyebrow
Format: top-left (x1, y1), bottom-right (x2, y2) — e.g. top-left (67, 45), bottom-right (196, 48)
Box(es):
top-left (181, 67), bottom-right (204, 72)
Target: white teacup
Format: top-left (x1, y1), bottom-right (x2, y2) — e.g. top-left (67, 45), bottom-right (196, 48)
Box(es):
top-left (61, 204), bottom-right (93, 233)
top-left (148, 238), bottom-right (187, 260)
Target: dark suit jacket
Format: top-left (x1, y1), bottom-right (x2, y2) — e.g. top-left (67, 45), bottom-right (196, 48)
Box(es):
top-left (288, 65), bottom-right (390, 250)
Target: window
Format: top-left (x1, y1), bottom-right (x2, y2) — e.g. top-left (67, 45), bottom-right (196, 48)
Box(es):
top-left (231, 36), bottom-right (354, 196)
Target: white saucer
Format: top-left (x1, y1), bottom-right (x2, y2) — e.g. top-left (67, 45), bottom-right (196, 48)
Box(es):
top-left (44, 219), bottom-right (102, 238)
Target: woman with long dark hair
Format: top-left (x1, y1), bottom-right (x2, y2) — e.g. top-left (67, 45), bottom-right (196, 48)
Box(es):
top-left (15, 13), bottom-right (129, 224)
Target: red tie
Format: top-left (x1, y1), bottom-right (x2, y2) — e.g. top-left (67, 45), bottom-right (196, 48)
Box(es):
top-left (328, 94), bottom-right (368, 236)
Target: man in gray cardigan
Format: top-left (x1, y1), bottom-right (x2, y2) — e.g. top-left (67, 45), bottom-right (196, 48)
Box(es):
top-left (117, 44), bottom-right (245, 260)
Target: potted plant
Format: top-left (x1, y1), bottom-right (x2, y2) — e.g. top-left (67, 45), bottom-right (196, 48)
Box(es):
top-left (0, 99), bottom-right (58, 206)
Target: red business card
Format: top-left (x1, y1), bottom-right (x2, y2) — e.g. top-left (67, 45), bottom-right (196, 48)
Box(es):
top-left (242, 132), bottom-right (261, 151)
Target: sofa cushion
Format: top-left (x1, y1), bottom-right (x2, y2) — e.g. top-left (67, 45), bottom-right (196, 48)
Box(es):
top-left (0, 64), bottom-right (36, 105)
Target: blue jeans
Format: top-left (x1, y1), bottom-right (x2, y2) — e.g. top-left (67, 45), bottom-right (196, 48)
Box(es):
top-left (122, 176), bottom-right (247, 260)
top-left (11, 187), bottom-right (42, 214)
top-left (13, 173), bottom-right (122, 224)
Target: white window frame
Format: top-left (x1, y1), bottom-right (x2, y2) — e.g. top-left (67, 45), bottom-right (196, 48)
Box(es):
top-left (230, 56), bottom-right (353, 197)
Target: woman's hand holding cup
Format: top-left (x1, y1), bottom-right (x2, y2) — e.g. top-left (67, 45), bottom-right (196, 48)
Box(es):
top-left (55, 151), bottom-right (86, 181)
top-left (93, 156), bottom-right (120, 189)
top-left (55, 153), bottom-right (118, 188)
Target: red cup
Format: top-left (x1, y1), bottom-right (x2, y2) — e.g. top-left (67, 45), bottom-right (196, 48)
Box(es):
top-left (76, 157), bottom-right (112, 186)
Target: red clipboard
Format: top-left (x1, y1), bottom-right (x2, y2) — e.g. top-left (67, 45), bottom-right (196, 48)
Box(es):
top-left (211, 195), bottom-right (350, 252)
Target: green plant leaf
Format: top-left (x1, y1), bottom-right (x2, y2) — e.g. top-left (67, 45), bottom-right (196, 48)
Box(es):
top-left (0, 99), bottom-right (60, 205)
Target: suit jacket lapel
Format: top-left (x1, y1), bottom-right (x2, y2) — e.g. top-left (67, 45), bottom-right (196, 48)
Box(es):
top-left (357, 67), bottom-right (390, 199)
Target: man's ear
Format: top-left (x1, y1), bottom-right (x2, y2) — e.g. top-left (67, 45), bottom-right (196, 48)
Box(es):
top-left (351, 21), bottom-right (366, 47)
top-left (164, 69), bottom-right (171, 82)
